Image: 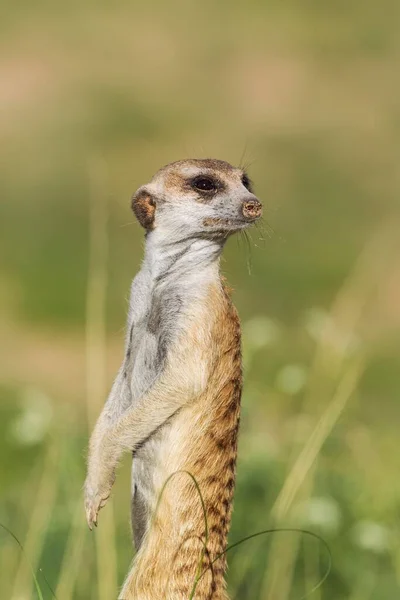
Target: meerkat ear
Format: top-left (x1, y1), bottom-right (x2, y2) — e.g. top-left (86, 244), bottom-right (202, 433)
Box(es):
top-left (131, 187), bottom-right (156, 230)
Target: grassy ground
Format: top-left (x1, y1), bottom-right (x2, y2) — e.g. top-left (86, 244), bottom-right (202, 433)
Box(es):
top-left (1, 1), bottom-right (400, 598)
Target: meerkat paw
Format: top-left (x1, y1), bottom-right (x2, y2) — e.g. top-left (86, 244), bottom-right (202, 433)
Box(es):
top-left (84, 475), bottom-right (114, 530)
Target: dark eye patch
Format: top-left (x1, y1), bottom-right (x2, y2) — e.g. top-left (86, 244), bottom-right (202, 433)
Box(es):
top-left (190, 175), bottom-right (220, 194)
top-left (241, 173), bottom-right (253, 192)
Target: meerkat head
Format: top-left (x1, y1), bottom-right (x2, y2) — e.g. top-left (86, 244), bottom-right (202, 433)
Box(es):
top-left (131, 158), bottom-right (262, 241)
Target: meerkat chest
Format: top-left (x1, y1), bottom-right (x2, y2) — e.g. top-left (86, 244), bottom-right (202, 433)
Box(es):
top-left (127, 270), bottom-right (209, 402)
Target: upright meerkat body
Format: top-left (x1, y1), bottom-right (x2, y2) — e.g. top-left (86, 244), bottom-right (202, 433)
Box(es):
top-left (84, 159), bottom-right (262, 599)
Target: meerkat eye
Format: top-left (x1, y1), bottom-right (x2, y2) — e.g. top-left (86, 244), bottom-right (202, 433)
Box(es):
top-left (191, 176), bottom-right (218, 193)
top-left (241, 173), bottom-right (253, 192)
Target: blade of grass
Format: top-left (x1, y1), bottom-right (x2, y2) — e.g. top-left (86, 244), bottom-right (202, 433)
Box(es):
top-left (0, 459), bottom-right (43, 596)
top-left (54, 497), bottom-right (87, 600)
top-left (272, 356), bottom-right (364, 522)
top-left (0, 524), bottom-right (45, 600)
top-left (230, 534), bottom-right (266, 599)
top-left (151, 471), bottom-right (332, 600)
top-left (263, 493), bottom-right (309, 600)
top-left (306, 220), bottom-right (400, 402)
top-left (149, 470), bottom-right (209, 600)
top-left (303, 525), bottom-right (321, 600)
top-left (11, 442), bottom-right (59, 600)
top-left (261, 359), bottom-right (363, 600)
top-left (201, 528), bottom-right (331, 600)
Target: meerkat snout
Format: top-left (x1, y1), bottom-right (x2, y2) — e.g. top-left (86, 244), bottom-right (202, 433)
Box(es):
top-left (242, 197), bottom-right (262, 221)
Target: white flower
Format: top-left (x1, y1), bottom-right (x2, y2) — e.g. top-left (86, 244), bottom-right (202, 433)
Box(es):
top-left (297, 496), bottom-right (342, 534)
top-left (351, 520), bottom-right (391, 553)
top-left (275, 364), bottom-right (307, 395)
top-left (10, 387), bottom-right (53, 446)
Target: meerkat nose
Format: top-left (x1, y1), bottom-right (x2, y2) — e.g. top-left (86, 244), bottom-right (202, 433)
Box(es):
top-left (242, 197), bottom-right (262, 220)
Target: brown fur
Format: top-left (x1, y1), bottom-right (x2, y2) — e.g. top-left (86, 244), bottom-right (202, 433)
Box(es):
top-left (120, 281), bottom-right (242, 600)
top-left (158, 159), bottom-right (241, 198)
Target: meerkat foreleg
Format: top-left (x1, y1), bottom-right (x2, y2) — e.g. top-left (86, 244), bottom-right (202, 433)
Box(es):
top-left (84, 365), bottom-right (132, 526)
top-left (84, 373), bottom-right (198, 529)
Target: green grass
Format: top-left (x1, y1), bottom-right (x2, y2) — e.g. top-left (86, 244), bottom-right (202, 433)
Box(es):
top-left (1, 1), bottom-right (400, 598)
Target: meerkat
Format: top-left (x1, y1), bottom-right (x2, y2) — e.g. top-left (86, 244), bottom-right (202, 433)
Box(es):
top-left (84, 158), bottom-right (262, 600)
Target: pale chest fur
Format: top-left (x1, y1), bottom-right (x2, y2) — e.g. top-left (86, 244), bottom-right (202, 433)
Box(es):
top-left (126, 264), bottom-right (217, 403)
top-left (127, 273), bottom-right (241, 546)
top-left (127, 262), bottom-right (233, 545)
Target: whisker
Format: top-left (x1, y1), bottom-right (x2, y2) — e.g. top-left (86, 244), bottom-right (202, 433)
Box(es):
top-left (120, 221), bottom-right (136, 228)
top-left (241, 229), bottom-right (253, 276)
top-left (241, 157), bottom-right (257, 171)
top-left (253, 222), bottom-right (266, 247)
top-left (236, 232), bottom-right (241, 253)
top-left (256, 218), bottom-right (275, 241)
top-left (238, 140), bottom-right (249, 170)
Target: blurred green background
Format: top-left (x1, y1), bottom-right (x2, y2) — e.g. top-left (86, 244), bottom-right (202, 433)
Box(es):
top-left (1, 1), bottom-right (400, 599)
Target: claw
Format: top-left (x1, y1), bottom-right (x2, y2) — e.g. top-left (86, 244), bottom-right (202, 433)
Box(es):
top-left (85, 488), bottom-right (110, 530)
top-left (84, 472), bottom-right (114, 531)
